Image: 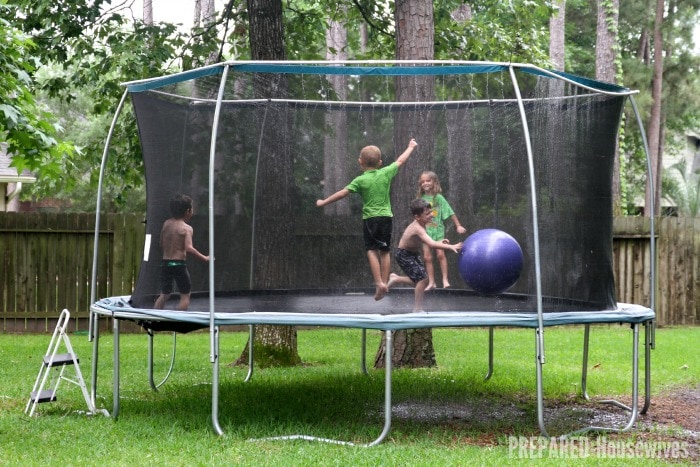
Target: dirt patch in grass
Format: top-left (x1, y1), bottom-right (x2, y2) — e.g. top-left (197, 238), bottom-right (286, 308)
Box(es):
top-left (391, 385), bottom-right (699, 461)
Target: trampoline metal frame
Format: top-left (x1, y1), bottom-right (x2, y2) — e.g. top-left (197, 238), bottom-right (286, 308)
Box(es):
top-left (89, 61), bottom-right (657, 445)
top-left (92, 300), bottom-right (654, 445)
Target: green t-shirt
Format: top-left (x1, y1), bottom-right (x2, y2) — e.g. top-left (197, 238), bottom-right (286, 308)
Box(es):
top-left (346, 162), bottom-right (400, 219)
top-left (421, 193), bottom-right (455, 240)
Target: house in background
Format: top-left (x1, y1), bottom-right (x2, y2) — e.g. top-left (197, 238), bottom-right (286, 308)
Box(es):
top-left (689, 132), bottom-right (700, 173)
top-left (660, 131), bottom-right (700, 216)
top-left (0, 144), bottom-right (36, 212)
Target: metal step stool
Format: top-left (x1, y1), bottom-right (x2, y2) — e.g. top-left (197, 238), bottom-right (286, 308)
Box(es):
top-left (25, 309), bottom-right (98, 417)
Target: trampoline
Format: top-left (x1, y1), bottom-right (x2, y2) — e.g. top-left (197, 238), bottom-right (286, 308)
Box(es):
top-left (88, 61), bottom-right (656, 445)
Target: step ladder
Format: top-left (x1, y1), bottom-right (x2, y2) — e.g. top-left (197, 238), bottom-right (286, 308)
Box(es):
top-left (25, 309), bottom-right (97, 417)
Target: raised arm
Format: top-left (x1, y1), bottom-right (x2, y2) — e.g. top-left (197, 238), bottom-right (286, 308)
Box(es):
top-left (316, 188), bottom-right (350, 207)
top-left (395, 138), bottom-right (418, 167)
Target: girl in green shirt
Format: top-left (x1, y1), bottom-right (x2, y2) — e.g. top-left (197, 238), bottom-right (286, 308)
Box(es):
top-left (418, 171), bottom-right (467, 290)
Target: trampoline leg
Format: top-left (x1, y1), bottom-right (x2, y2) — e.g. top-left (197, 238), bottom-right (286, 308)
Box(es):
top-left (148, 332), bottom-right (177, 391)
top-left (211, 325), bottom-right (224, 436)
top-left (581, 324), bottom-right (591, 400)
top-left (360, 329), bottom-right (368, 375)
top-left (562, 323), bottom-right (642, 437)
top-left (90, 312), bottom-right (101, 413)
top-left (248, 329), bottom-right (394, 446)
top-left (365, 329), bottom-right (393, 447)
top-left (148, 331), bottom-right (156, 391)
top-left (244, 325), bottom-right (255, 383)
top-left (113, 318), bottom-right (120, 420)
top-left (484, 327), bottom-right (494, 381)
top-left (535, 327), bottom-right (549, 438)
top-left (641, 321), bottom-right (653, 414)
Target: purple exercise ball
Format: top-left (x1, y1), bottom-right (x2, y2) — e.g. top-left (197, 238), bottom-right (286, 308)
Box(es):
top-left (458, 229), bottom-right (523, 295)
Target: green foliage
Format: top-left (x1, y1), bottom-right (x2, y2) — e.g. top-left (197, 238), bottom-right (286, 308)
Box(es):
top-left (9, 1), bottom-right (202, 211)
top-left (5, 0), bottom-right (700, 215)
top-left (283, 0), bottom-right (554, 64)
top-left (0, 10), bottom-right (76, 182)
top-left (618, 0), bottom-right (700, 214)
top-left (434, 0), bottom-right (552, 64)
top-left (565, 0), bottom-right (700, 215)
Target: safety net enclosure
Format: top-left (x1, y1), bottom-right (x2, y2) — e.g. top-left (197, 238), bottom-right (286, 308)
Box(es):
top-left (123, 61), bottom-right (631, 312)
top-left (89, 61), bottom-right (656, 442)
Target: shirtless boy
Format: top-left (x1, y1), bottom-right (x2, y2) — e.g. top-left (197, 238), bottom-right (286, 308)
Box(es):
top-left (387, 198), bottom-right (463, 311)
top-left (154, 194), bottom-right (210, 311)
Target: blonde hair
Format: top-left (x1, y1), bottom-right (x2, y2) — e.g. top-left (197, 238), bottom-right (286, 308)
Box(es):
top-left (359, 145), bottom-right (382, 168)
top-left (417, 171), bottom-right (443, 197)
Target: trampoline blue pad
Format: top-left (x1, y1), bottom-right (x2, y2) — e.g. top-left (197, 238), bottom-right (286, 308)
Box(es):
top-left (92, 289), bottom-right (654, 331)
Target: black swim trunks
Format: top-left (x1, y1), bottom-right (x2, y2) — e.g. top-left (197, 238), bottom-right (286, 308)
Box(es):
top-left (394, 248), bottom-right (427, 283)
top-left (159, 260), bottom-right (191, 294)
top-left (363, 216), bottom-right (392, 251)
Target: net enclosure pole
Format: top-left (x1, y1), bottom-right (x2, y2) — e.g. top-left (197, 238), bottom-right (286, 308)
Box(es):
top-left (209, 64), bottom-right (230, 436)
top-left (89, 88), bottom-right (129, 413)
top-left (508, 65), bottom-right (549, 438)
top-left (507, 66), bottom-right (546, 351)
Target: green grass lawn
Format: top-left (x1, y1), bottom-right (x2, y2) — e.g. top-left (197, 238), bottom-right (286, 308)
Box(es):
top-left (0, 325), bottom-right (697, 465)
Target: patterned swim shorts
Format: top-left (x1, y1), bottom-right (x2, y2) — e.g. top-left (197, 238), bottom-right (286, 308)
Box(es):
top-left (394, 248), bottom-right (427, 283)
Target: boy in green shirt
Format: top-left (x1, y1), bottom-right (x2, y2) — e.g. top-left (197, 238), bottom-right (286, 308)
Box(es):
top-left (316, 138), bottom-right (418, 300)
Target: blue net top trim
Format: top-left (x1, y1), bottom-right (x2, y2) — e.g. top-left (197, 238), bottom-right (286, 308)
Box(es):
top-left (125, 62), bottom-right (630, 94)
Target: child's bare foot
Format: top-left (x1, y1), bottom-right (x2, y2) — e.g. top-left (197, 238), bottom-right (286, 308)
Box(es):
top-left (387, 273), bottom-right (400, 289)
top-left (374, 283), bottom-right (388, 301)
top-left (443, 281), bottom-right (451, 289)
top-left (425, 282), bottom-right (436, 292)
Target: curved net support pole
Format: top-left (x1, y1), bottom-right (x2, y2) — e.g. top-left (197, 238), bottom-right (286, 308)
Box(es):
top-left (209, 64), bottom-right (230, 363)
top-left (89, 88), bottom-right (129, 415)
top-left (147, 332), bottom-right (177, 391)
top-left (629, 95), bottom-right (656, 414)
top-left (208, 65), bottom-right (230, 437)
top-left (508, 66), bottom-right (550, 438)
top-left (248, 330), bottom-right (395, 447)
top-left (507, 65), bottom-right (546, 358)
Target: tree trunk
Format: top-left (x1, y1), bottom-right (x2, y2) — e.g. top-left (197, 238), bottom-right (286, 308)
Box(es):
top-left (375, 0), bottom-right (436, 369)
top-left (595, 0), bottom-right (622, 215)
top-left (143, 0), bottom-right (153, 25)
top-left (595, 0), bottom-right (618, 82)
top-left (235, 0), bottom-right (301, 367)
top-left (447, 5), bottom-right (474, 220)
top-left (645, 0), bottom-right (664, 217)
top-left (549, 0), bottom-right (565, 71)
top-left (322, 9), bottom-right (351, 215)
top-left (374, 328), bottom-right (436, 368)
top-left (194, 0), bottom-right (202, 27)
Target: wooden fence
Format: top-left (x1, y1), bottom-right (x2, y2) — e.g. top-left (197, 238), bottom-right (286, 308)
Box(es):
top-left (0, 213), bottom-right (697, 332)
top-left (613, 216), bottom-right (699, 326)
top-left (0, 213), bottom-right (143, 332)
